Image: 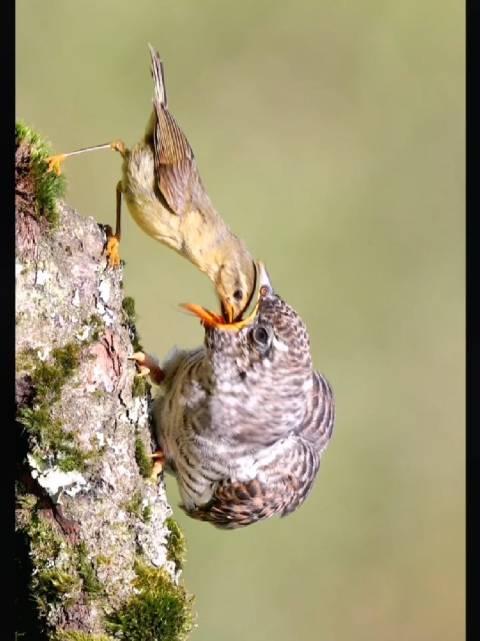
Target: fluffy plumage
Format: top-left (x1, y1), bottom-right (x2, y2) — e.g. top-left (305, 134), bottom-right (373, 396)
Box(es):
top-left (153, 275), bottom-right (335, 529)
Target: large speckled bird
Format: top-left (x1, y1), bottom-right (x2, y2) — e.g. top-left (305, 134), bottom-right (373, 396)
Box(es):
top-left (142, 263), bottom-right (335, 529)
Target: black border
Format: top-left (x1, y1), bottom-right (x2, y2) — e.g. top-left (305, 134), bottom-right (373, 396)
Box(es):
top-left (467, 1), bottom-right (475, 640)
top-left (5, 0), bottom-right (15, 638)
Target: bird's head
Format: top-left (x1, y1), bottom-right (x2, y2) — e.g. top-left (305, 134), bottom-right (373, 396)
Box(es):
top-left (213, 255), bottom-right (257, 324)
top-left (182, 262), bottom-right (313, 373)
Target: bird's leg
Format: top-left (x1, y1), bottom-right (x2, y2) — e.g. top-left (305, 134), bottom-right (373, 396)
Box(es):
top-left (129, 351), bottom-right (166, 480)
top-left (45, 141), bottom-right (126, 268)
top-left (150, 449), bottom-right (166, 481)
top-left (46, 140), bottom-right (127, 175)
top-left (110, 139), bottom-right (126, 155)
top-left (105, 181), bottom-right (123, 268)
top-left (129, 351), bottom-right (165, 385)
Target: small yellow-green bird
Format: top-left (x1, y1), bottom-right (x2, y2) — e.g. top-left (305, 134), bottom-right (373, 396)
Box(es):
top-left (48, 44), bottom-right (256, 323)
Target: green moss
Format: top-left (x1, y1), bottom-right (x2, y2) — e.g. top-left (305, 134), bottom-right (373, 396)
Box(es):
top-left (122, 297), bottom-right (143, 352)
top-left (92, 389), bottom-right (107, 400)
top-left (15, 346), bottom-right (38, 373)
top-left (134, 437), bottom-right (153, 478)
top-left (19, 509), bottom-right (107, 629)
top-left (123, 490), bottom-right (152, 522)
top-left (28, 344), bottom-right (81, 401)
top-left (26, 511), bottom-right (64, 562)
top-left (106, 562), bottom-right (194, 641)
top-left (124, 491), bottom-right (143, 518)
top-left (19, 405), bottom-right (62, 441)
top-left (132, 375), bottom-right (150, 398)
top-left (58, 452), bottom-right (91, 473)
top-left (37, 569), bottom-right (79, 596)
top-left (17, 344), bottom-right (90, 471)
top-left (15, 490), bottom-right (39, 530)
top-left (23, 511), bottom-right (81, 616)
top-left (16, 120), bottom-right (66, 227)
top-left (124, 494), bottom-right (152, 524)
top-left (76, 542), bottom-right (103, 596)
top-left (95, 555), bottom-right (111, 567)
top-left (54, 632), bottom-right (112, 641)
top-left (121, 296), bottom-right (136, 321)
top-left (84, 314), bottom-right (105, 342)
top-left (16, 492), bottom-right (38, 512)
top-left (18, 405), bottom-right (90, 473)
top-left (165, 518), bottom-right (187, 572)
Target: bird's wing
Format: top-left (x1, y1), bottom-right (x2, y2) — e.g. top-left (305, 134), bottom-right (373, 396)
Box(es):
top-left (298, 370), bottom-right (335, 452)
top-left (184, 440), bottom-right (320, 529)
top-left (149, 45), bottom-right (201, 216)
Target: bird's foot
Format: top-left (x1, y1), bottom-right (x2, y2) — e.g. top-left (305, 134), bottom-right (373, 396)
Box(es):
top-left (104, 225), bottom-right (121, 268)
top-left (46, 153), bottom-right (67, 176)
top-left (110, 139), bottom-right (126, 155)
top-left (150, 449), bottom-right (166, 481)
top-left (130, 351), bottom-right (165, 385)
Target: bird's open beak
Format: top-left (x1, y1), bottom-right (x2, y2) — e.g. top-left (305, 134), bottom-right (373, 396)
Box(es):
top-left (181, 262), bottom-right (272, 331)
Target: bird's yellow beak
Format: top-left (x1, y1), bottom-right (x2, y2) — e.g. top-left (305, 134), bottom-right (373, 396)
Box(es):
top-left (181, 262), bottom-right (271, 331)
top-left (222, 302), bottom-right (236, 325)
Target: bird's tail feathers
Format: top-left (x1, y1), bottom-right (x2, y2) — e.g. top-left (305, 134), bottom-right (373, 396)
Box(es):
top-left (148, 43), bottom-right (167, 107)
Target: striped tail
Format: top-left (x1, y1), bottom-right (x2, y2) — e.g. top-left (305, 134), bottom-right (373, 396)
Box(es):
top-left (148, 43), bottom-right (167, 107)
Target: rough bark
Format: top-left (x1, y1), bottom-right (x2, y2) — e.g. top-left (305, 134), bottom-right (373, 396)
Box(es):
top-left (15, 132), bottom-right (192, 641)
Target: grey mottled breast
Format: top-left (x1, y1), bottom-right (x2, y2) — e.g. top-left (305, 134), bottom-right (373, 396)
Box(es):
top-left (153, 346), bottom-right (334, 515)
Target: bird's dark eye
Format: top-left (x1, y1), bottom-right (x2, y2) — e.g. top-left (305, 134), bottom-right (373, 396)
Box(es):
top-left (233, 289), bottom-right (243, 301)
top-left (252, 325), bottom-right (271, 348)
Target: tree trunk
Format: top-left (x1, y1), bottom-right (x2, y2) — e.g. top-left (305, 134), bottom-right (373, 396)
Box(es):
top-left (15, 127), bottom-right (193, 641)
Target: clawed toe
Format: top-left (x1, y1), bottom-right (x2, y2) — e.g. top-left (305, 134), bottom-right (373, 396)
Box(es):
top-left (130, 352), bottom-right (165, 385)
top-left (105, 231), bottom-right (121, 268)
top-left (46, 154), bottom-right (66, 176)
top-left (150, 449), bottom-right (166, 481)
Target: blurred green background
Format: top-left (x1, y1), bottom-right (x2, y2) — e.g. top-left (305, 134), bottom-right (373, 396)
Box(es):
top-left (16, 1), bottom-right (464, 639)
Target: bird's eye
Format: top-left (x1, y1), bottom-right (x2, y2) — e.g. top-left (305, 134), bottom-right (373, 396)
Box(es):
top-left (233, 289), bottom-right (243, 301)
top-left (251, 325), bottom-right (271, 348)
top-left (259, 285), bottom-right (270, 298)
